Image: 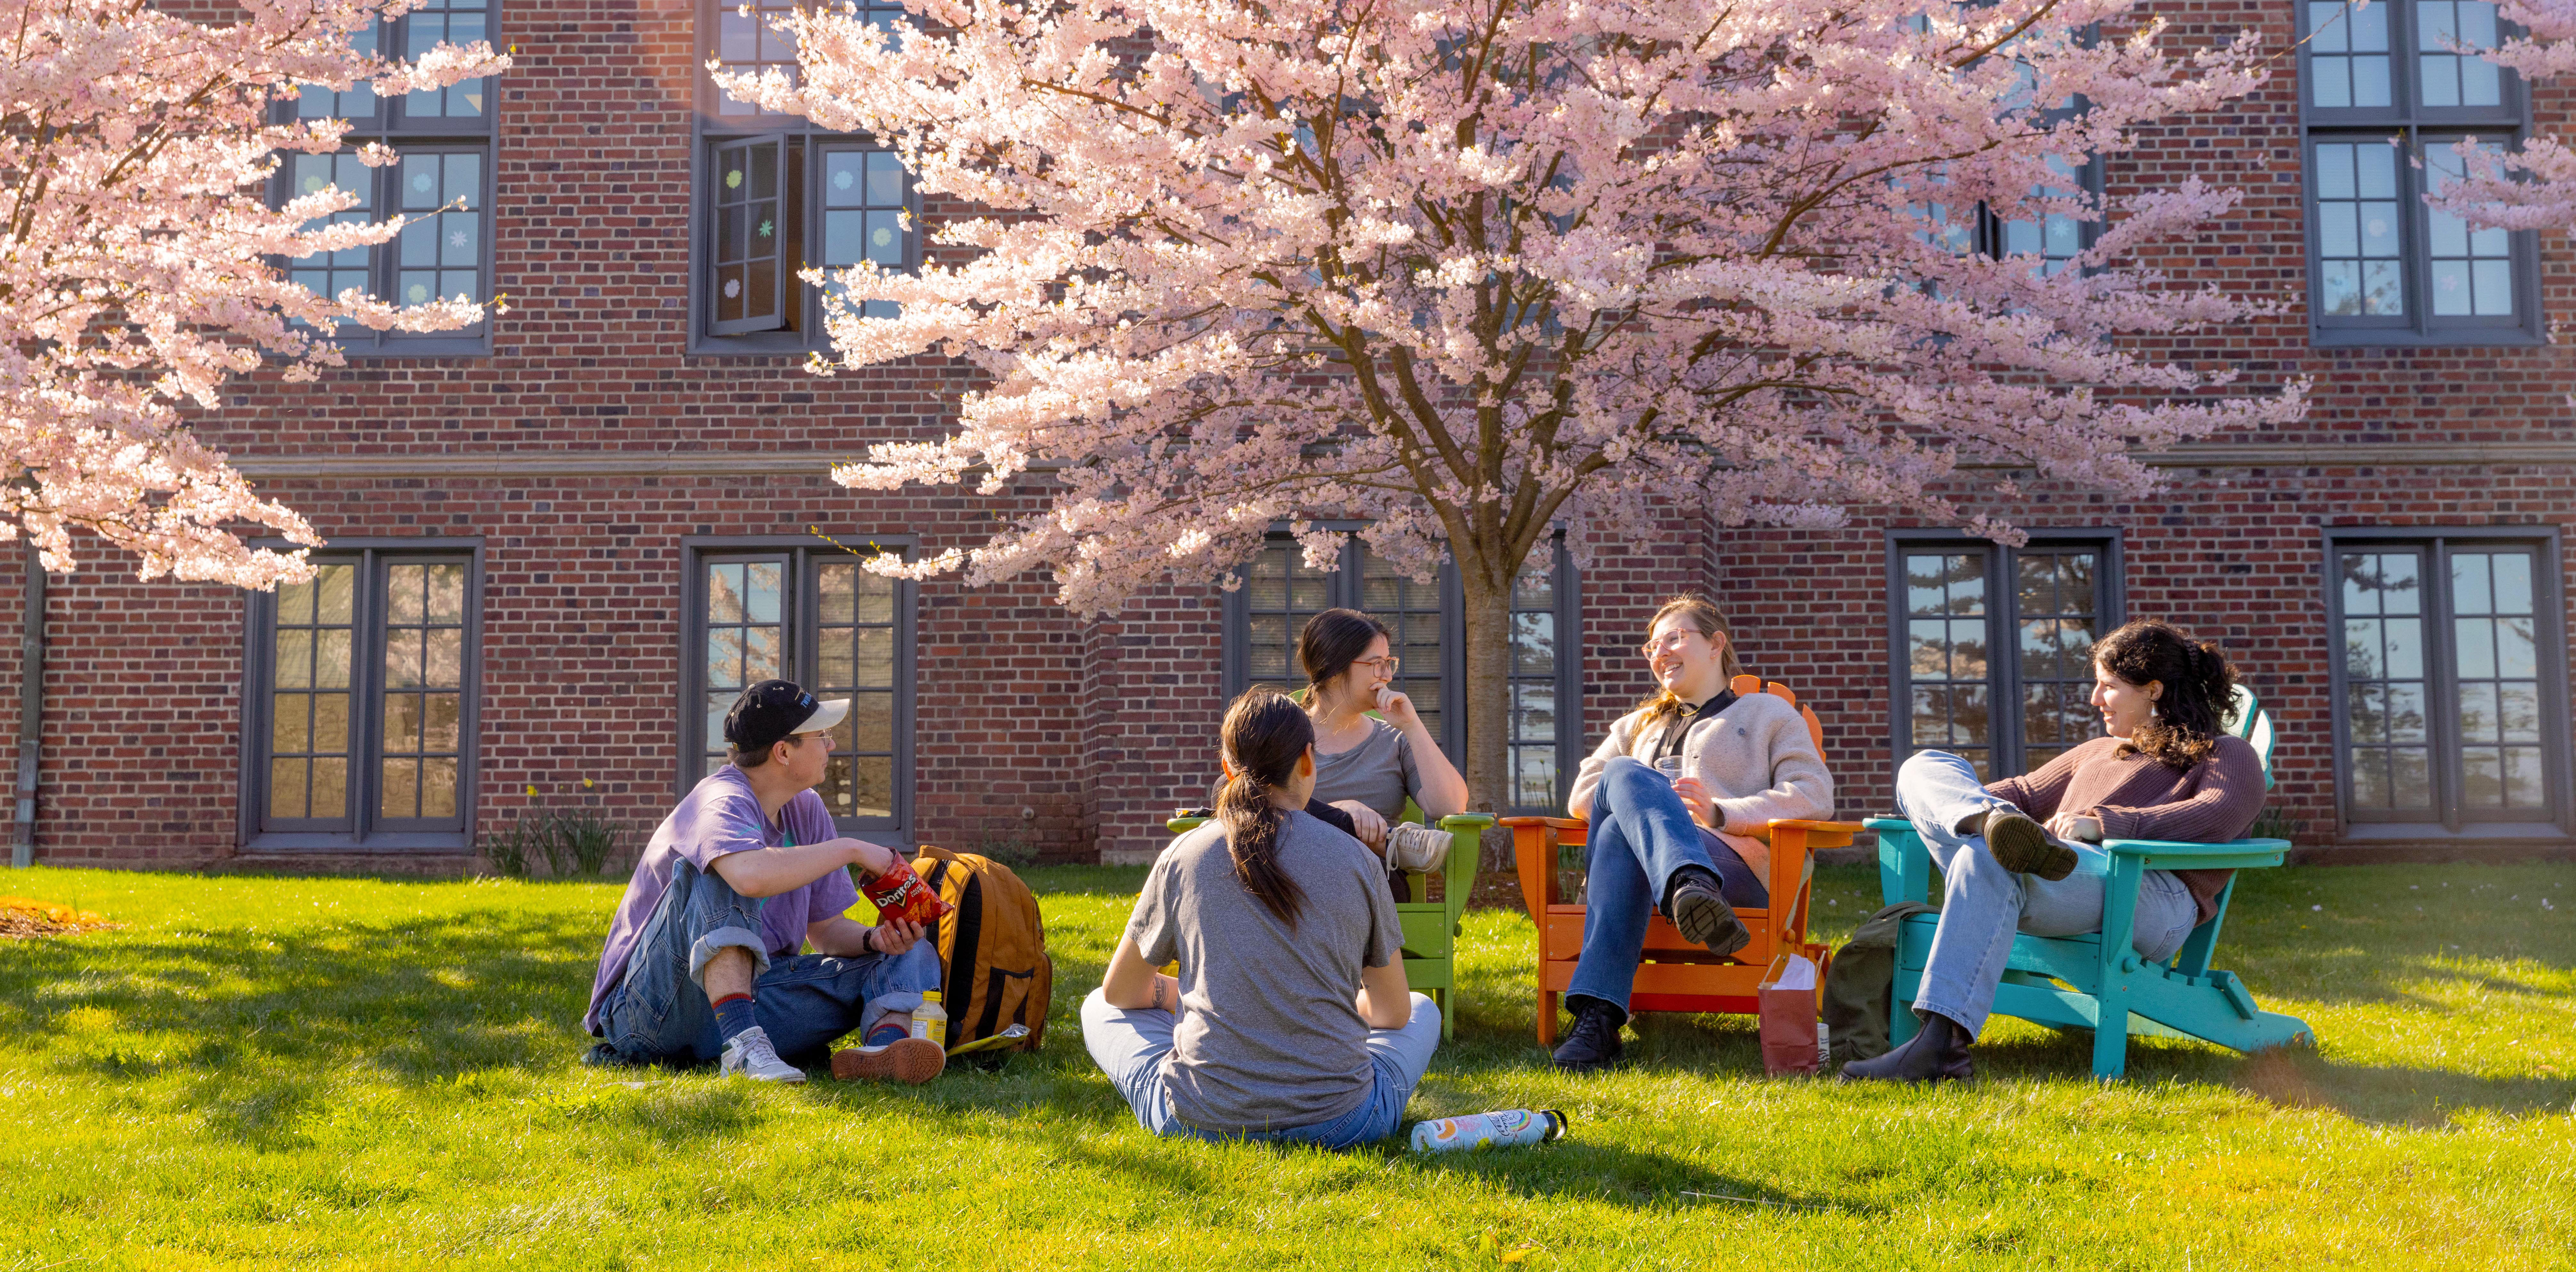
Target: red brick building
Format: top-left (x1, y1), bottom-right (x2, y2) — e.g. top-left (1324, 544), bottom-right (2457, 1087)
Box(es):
top-left (11, 0), bottom-right (2573, 872)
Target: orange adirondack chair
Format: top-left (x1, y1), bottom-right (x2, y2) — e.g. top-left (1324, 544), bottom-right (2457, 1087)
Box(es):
top-left (1501, 675), bottom-right (1862, 1045)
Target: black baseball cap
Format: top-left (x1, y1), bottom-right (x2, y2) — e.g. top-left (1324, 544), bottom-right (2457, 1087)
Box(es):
top-left (723, 680), bottom-right (850, 755)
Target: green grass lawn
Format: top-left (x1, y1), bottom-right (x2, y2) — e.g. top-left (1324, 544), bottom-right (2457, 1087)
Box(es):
top-left (2, 861), bottom-right (2571, 1270)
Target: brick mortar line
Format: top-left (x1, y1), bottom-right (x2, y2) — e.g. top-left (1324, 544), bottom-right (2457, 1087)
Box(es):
top-left (224, 443), bottom-right (2576, 479)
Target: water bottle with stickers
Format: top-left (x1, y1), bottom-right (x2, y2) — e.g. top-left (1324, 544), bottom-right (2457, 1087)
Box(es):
top-left (1409, 1108), bottom-right (1568, 1152)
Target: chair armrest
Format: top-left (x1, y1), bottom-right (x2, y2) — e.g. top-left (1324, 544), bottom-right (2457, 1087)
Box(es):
top-left (1167, 816), bottom-right (1207, 834)
top-left (1865, 817), bottom-right (1928, 906)
top-left (1498, 816), bottom-right (1585, 830)
top-left (1862, 817), bottom-right (1912, 833)
top-left (2099, 837), bottom-right (2291, 871)
top-left (1438, 814), bottom-right (1497, 832)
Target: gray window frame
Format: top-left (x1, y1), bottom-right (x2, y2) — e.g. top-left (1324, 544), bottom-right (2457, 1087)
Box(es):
top-left (1884, 529), bottom-right (2125, 779)
top-left (676, 535), bottom-right (919, 844)
top-left (237, 538), bottom-right (488, 852)
top-left (2319, 525), bottom-right (2573, 839)
top-left (2299, 0), bottom-right (2545, 347)
top-left (267, 2), bottom-right (501, 359)
top-left (690, 0), bottom-right (917, 355)
top-left (1218, 527), bottom-right (1582, 816)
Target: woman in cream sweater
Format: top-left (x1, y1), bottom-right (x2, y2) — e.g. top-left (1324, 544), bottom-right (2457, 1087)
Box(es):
top-left (1551, 595), bottom-right (1833, 1072)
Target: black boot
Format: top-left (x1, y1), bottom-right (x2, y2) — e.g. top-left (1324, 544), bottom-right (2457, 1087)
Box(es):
top-left (1664, 867), bottom-right (1750, 957)
top-left (1552, 996), bottom-right (1627, 1072)
top-left (1839, 1010), bottom-right (1974, 1083)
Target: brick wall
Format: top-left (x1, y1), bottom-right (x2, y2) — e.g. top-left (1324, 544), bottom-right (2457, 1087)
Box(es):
top-left (11, 0), bottom-right (2572, 869)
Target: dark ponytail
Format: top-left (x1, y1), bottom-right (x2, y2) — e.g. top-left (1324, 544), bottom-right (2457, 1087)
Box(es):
top-left (2094, 620), bottom-right (2240, 770)
top-left (1296, 608), bottom-right (1391, 707)
top-left (1216, 688), bottom-right (1313, 926)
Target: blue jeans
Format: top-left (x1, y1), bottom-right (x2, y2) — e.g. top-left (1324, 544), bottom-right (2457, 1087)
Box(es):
top-left (1079, 988), bottom-right (1442, 1150)
top-left (1565, 756), bottom-right (1770, 1013)
top-left (1897, 750), bottom-right (2201, 1038)
top-left (597, 860), bottom-right (943, 1065)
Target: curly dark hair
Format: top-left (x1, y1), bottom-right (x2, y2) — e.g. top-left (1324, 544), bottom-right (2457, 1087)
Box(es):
top-left (2094, 620), bottom-right (2240, 769)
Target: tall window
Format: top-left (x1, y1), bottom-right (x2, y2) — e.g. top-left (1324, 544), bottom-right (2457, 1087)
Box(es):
top-left (1890, 535), bottom-right (2119, 780)
top-left (697, 0), bottom-right (914, 348)
top-left (275, 0), bottom-right (498, 356)
top-left (683, 541), bottom-right (916, 838)
top-left (2327, 531), bottom-right (2570, 833)
top-left (244, 546), bottom-right (484, 850)
top-left (2301, 0), bottom-right (2540, 343)
top-left (1223, 533), bottom-right (1580, 814)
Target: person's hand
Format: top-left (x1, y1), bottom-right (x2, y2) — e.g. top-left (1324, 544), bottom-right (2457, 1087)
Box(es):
top-left (1333, 799), bottom-right (1388, 849)
top-left (867, 916), bottom-right (926, 955)
top-left (1672, 777), bottom-right (1717, 827)
top-left (836, 837), bottom-right (900, 879)
top-left (2046, 812), bottom-right (2104, 843)
top-left (1374, 684), bottom-right (1422, 731)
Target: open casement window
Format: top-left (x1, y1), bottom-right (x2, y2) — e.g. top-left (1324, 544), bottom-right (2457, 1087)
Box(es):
top-left (2327, 531), bottom-right (2572, 835)
top-left (1221, 531), bottom-right (1581, 815)
top-left (682, 541), bottom-right (916, 839)
top-left (2301, 0), bottom-right (2542, 343)
top-left (244, 545), bottom-right (485, 850)
top-left (272, 0), bottom-right (497, 355)
top-left (708, 135), bottom-right (802, 335)
top-left (696, 134), bottom-right (915, 346)
top-left (1889, 534), bottom-right (2121, 782)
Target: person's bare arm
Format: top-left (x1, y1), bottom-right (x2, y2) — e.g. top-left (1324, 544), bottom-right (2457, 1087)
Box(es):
top-left (1100, 934), bottom-right (1182, 1013)
top-left (806, 913), bottom-right (927, 957)
top-left (1355, 957), bottom-right (1412, 1030)
top-left (708, 837), bottom-right (899, 898)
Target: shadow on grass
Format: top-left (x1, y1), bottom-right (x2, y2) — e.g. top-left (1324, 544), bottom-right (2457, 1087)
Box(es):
top-left (2227, 1047), bottom-right (2576, 1127)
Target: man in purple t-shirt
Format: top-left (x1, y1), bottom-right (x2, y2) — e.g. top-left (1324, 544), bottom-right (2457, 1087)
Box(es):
top-left (585, 680), bottom-right (946, 1084)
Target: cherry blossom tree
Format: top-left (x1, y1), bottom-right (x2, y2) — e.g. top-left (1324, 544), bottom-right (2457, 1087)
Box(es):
top-left (2425, 0), bottom-right (2576, 230)
top-left (720, 0), bottom-right (2305, 813)
top-left (0, 0), bottom-right (504, 587)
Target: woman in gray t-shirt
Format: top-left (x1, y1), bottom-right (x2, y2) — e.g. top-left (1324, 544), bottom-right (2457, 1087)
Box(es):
top-left (1081, 690), bottom-right (1442, 1148)
top-left (1296, 609), bottom-right (1469, 853)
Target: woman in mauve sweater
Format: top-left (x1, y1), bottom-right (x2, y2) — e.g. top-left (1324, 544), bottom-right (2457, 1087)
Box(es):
top-left (1547, 595), bottom-right (1833, 1073)
top-left (1844, 620), bottom-right (2264, 1084)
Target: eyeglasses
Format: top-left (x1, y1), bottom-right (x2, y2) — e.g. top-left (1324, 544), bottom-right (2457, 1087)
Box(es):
top-left (1639, 632), bottom-right (1704, 660)
top-left (1352, 655), bottom-right (1401, 676)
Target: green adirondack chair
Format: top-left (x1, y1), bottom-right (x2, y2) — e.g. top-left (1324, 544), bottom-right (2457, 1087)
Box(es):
top-left (1866, 686), bottom-right (2311, 1079)
top-left (1165, 806), bottom-right (1493, 1039)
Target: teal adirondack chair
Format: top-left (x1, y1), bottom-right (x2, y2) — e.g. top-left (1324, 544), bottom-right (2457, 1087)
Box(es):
top-left (1166, 806), bottom-right (1493, 1039)
top-left (1868, 686), bottom-right (2311, 1079)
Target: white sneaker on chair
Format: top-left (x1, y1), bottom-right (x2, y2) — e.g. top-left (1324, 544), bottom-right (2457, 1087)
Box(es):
top-left (1384, 822), bottom-right (1452, 873)
top-left (719, 1025), bottom-right (806, 1083)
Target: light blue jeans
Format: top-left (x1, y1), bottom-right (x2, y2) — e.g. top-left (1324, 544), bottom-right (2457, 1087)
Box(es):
top-left (596, 860), bottom-right (942, 1065)
top-left (1566, 756), bottom-right (1768, 1013)
top-left (1897, 750), bottom-right (2200, 1038)
top-left (1079, 988), bottom-right (1442, 1150)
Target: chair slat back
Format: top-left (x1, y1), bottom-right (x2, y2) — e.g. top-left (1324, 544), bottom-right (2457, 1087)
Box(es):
top-left (2229, 684), bottom-right (2277, 790)
top-left (1730, 674), bottom-right (1826, 755)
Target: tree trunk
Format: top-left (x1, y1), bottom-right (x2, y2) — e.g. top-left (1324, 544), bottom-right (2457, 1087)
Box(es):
top-left (1456, 563), bottom-right (1514, 822)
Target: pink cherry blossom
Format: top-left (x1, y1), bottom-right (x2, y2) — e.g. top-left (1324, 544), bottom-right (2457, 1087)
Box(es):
top-left (0, 0), bottom-right (505, 587)
top-left (719, 0), bottom-right (2306, 807)
top-left (2425, 0), bottom-right (2576, 230)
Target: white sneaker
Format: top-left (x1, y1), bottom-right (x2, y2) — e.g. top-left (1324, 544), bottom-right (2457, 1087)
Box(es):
top-left (1385, 822), bottom-right (1452, 872)
top-left (719, 1025), bottom-right (806, 1083)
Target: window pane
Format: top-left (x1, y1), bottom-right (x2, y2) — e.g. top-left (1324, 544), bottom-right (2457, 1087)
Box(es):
top-left (380, 559), bottom-right (469, 824)
top-left (2451, 549), bottom-right (2548, 811)
top-left (267, 564), bottom-right (358, 827)
top-left (292, 22), bottom-right (381, 121)
top-left (701, 558), bottom-right (789, 770)
top-left (2425, 147), bottom-right (2516, 318)
top-left (2417, 1), bottom-right (2503, 108)
top-left (1902, 551), bottom-right (1992, 758)
top-left (2309, 0), bottom-right (2392, 108)
top-left (2313, 142), bottom-right (2406, 317)
top-left (394, 152), bottom-right (486, 318)
top-left (2339, 550), bottom-right (2435, 814)
top-left (285, 152), bottom-right (377, 320)
top-left (711, 0), bottom-right (804, 115)
top-left (402, 0), bottom-right (492, 118)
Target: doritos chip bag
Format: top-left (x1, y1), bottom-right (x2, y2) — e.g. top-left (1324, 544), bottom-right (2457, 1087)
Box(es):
top-left (862, 864), bottom-right (954, 926)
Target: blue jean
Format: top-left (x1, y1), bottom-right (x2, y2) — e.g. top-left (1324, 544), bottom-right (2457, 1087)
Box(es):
top-left (597, 860), bottom-right (943, 1065)
top-left (1079, 988), bottom-right (1442, 1150)
top-left (1897, 750), bottom-right (2201, 1038)
top-left (1565, 756), bottom-right (1770, 1013)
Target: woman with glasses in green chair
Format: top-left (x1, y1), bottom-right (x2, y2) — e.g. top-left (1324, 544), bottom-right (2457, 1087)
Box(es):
top-left (1292, 608), bottom-right (1471, 874)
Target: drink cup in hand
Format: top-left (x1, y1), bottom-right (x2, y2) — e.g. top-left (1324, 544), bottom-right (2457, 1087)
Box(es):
top-left (1653, 757), bottom-right (1685, 786)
